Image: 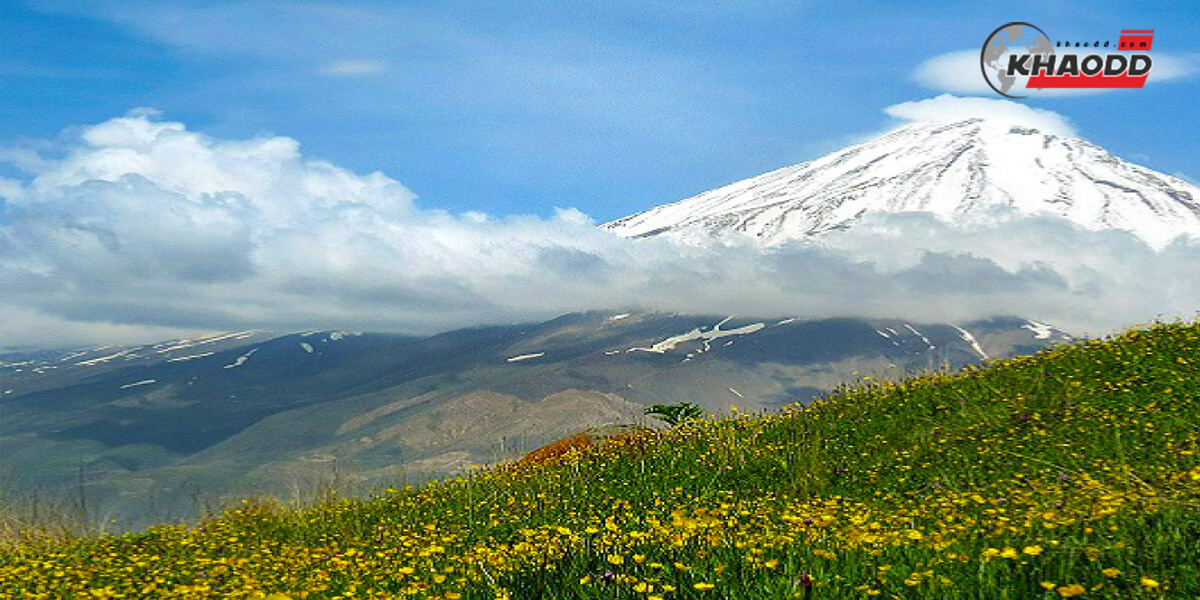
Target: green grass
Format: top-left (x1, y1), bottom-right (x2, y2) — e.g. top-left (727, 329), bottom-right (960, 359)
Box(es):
top-left (2, 321), bottom-right (1199, 599)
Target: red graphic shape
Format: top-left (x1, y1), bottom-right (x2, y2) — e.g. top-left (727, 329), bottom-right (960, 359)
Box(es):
top-left (1119, 30), bottom-right (1154, 51)
top-left (1027, 74), bottom-right (1149, 89)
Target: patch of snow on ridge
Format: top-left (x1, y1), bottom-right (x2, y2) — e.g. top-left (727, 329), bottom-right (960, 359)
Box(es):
top-left (628, 317), bottom-right (765, 354)
top-left (904, 324), bottom-right (936, 349)
top-left (506, 353), bottom-right (545, 362)
top-left (157, 331), bottom-right (256, 354)
top-left (120, 379), bottom-right (156, 389)
top-left (609, 313), bottom-right (631, 321)
top-left (1023, 320), bottom-right (1055, 339)
top-left (223, 348), bottom-right (258, 369)
top-left (951, 325), bottom-right (990, 359)
top-left (76, 349), bottom-right (135, 366)
top-left (167, 351), bottom-right (215, 363)
top-left (300, 343), bottom-right (314, 353)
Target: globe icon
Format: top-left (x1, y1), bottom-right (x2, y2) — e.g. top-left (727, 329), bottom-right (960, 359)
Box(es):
top-left (980, 22), bottom-right (1054, 98)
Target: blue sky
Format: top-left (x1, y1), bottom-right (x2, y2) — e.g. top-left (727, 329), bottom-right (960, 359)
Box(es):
top-left (2, 0), bottom-right (1198, 222)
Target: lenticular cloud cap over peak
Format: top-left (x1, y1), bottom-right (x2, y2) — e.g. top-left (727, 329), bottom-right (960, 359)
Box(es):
top-left (884, 94), bottom-right (1078, 137)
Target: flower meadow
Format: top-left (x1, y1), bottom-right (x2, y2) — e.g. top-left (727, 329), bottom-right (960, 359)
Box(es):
top-left (2, 322), bottom-right (1199, 599)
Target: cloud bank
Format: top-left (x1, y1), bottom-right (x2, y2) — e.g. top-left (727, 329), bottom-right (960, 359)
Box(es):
top-left (1, 104), bottom-right (1198, 349)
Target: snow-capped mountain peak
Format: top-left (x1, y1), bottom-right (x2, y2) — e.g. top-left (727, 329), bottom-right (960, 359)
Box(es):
top-left (603, 118), bottom-right (1200, 248)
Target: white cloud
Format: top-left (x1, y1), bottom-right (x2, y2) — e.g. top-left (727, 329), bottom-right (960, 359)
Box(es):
top-left (795, 94), bottom-right (1080, 165)
top-left (913, 49), bottom-right (993, 95)
top-left (0, 305), bottom-right (207, 351)
top-left (1, 111), bottom-right (1198, 349)
top-left (884, 94), bottom-right (1078, 137)
top-left (915, 49), bottom-right (1199, 97)
top-left (318, 59), bottom-right (389, 77)
top-left (1173, 171), bottom-right (1200, 186)
top-left (1152, 53), bottom-right (1200, 82)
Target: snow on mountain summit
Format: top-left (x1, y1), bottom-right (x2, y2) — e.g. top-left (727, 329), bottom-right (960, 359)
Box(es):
top-left (603, 118), bottom-right (1200, 248)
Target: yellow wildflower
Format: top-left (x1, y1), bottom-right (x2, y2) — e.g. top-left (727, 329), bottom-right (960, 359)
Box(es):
top-left (1057, 584), bottom-right (1085, 597)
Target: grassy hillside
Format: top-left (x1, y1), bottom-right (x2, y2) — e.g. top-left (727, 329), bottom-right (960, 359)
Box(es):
top-left (2, 322), bottom-right (1198, 599)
